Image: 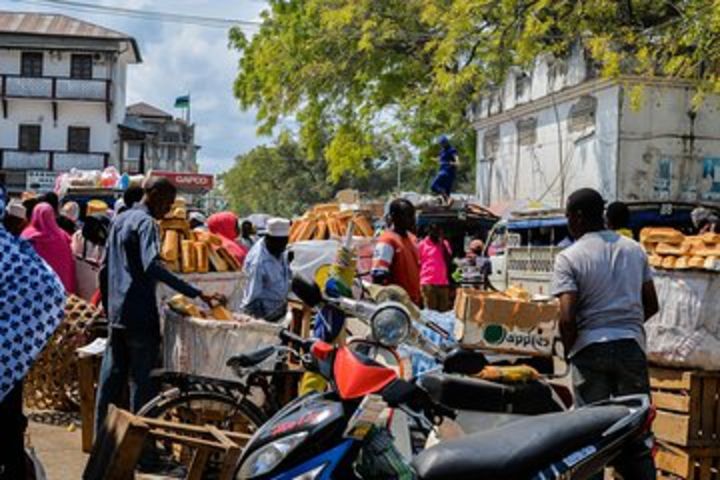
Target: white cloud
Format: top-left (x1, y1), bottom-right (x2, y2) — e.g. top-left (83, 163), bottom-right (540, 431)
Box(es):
top-left (0, 0), bottom-right (270, 174)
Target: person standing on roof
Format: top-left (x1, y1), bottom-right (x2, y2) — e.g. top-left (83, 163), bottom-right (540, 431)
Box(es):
top-left (552, 188), bottom-right (658, 480)
top-left (371, 198), bottom-right (421, 306)
top-left (430, 135), bottom-right (459, 206)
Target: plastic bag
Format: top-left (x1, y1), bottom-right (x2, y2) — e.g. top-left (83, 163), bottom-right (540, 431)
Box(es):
top-left (353, 427), bottom-right (416, 480)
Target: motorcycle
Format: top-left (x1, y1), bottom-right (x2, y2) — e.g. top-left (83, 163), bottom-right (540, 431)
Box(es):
top-left (231, 281), bottom-right (655, 479)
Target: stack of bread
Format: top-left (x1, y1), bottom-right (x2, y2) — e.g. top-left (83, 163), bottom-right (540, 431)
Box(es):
top-left (159, 200), bottom-right (242, 273)
top-left (167, 294), bottom-right (236, 321)
top-left (641, 227), bottom-right (720, 271)
top-left (289, 203), bottom-right (374, 243)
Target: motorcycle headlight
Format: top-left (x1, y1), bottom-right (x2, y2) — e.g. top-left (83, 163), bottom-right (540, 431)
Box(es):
top-left (236, 431), bottom-right (308, 479)
top-left (370, 302), bottom-right (411, 347)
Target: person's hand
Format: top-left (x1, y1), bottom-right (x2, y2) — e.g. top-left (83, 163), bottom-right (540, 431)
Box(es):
top-left (200, 292), bottom-right (227, 308)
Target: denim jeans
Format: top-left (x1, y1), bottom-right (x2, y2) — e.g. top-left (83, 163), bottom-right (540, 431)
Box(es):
top-left (571, 339), bottom-right (656, 480)
top-left (0, 382), bottom-right (26, 480)
top-left (94, 327), bottom-right (160, 436)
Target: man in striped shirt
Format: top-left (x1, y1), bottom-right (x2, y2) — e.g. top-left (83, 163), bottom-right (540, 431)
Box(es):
top-left (371, 199), bottom-right (421, 306)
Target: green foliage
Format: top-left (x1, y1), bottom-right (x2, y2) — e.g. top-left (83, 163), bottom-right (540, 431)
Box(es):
top-left (222, 135), bottom-right (428, 217)
top-left (231, 0), bottom-right (720, 183)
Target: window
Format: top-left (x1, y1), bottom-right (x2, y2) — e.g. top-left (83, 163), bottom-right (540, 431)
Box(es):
top-left (67, 127), bottom-right (90, 153)
top-left (18, 125), bottom-right (41, 151)
top-left (517, 118), bottom-right (538, 146)
top-left (568, 95), bottom-right (598, 133)
top-left (515, 73), bottom-right (531, 102)
top-left (482, 126), bottom-right (500, 158)
top-left (126, 142), bottom-right (142, 160)
top-left (21, 52), bottom-right (43, 77)
top-left (70, 54), bottom-right (93, 79)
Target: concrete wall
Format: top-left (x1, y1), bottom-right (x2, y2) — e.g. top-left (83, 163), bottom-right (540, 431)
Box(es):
top-left (476, 85), bottom-right (620, 208)
top-left (617, 85), bottom-right (720, 203)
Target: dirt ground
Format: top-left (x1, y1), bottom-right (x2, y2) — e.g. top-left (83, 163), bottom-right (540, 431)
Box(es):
top-left (28, 421), bottom-right (86, 480)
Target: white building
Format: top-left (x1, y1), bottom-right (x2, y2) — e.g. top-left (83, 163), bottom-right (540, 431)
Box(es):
top-left (0, 12), bottom-right (141, 193)
top-left (119, 102), bottom-right (199, 174)
top-left (472, 47), bottom-right (720, 208)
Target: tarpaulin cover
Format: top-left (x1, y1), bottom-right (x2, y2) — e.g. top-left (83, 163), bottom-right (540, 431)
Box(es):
top-left (163, 309), bottom-right (283, 381)
top-left (646, 270), bottom-right (720, 370)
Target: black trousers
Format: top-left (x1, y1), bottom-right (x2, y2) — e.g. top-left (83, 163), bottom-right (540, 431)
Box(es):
top-left (0, 381), bottom-right (26, 480)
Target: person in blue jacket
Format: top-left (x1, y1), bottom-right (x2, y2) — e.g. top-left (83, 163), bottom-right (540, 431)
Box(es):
top-left (430, 135), bottom-right (459, 206)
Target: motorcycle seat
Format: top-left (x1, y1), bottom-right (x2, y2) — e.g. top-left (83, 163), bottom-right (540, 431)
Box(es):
top-left (227, 346), bottom-right (277, 368)
top-left (419, 373), bottom-right (564, 414)
top-left (412, 405), bottom-right (629, 480)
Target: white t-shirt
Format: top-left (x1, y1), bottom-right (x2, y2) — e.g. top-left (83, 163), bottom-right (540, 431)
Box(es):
top-left (551, 230), bottom-right (653, 357)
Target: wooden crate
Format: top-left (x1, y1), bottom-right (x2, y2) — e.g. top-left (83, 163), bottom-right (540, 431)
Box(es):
top-left (656, 442), bottom-right (720, 480)
top-left (650, 368), bottom-right (720, 447)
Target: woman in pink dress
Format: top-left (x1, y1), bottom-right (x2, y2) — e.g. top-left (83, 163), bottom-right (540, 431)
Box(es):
top-left (21, 202), bottom-right (77, 294)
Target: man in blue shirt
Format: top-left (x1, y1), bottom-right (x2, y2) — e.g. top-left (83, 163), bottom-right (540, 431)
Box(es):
top-left (95, 178), bottom-right (221, 438)
top-left (430, 135), bottom-right (459, 206)
top-left (241, 218), bottom-right (291, 322)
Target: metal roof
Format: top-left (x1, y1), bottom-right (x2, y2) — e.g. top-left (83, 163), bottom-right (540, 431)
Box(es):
top-left (0, 11), bottom-right (141, 62)
top-left (127, 102), bottom-right (173, 119)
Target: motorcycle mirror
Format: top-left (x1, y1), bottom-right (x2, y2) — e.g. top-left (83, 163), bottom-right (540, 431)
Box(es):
top-left (291, 276), bottom-right (323, 307)
top-left (443, 348), bottom-right (488, 375)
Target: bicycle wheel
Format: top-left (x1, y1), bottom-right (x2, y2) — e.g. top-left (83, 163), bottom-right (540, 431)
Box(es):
top-left (138, 390), bottom-right (266, 470)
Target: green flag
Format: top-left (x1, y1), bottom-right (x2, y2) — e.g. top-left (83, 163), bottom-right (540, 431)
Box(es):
top-left (174, 94), bottom-right (190, 108)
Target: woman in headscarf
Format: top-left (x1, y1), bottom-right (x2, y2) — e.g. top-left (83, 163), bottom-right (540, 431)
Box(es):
top-left (21, 202), bottom-right (77, 294)
top-left (0, 185), bottom-right (66, 480)
top-left (207, 212), bottom-right (248, 267)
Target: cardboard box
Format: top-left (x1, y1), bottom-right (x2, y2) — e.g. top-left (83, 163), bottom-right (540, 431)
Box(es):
top-left (455, 288), bottom-right (559, 356)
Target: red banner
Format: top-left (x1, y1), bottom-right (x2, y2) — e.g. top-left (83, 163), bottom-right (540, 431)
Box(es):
top-left (150, 171), bottom-right (214, 192)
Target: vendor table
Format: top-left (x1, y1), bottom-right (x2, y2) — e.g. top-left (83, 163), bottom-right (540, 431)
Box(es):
top-left (647, 270), bottom-right (720, 370)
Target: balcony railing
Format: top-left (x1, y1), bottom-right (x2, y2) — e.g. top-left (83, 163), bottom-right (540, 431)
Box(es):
top-left (0, 74), bottom-right (111, 102)
top-left (0, 149), bottom-right (109, 171)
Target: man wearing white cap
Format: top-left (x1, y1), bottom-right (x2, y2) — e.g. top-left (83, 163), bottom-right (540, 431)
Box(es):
top-left (3, 199), bottom-right (27, 236)
top-left (241, 217), bottom-right (292, 321)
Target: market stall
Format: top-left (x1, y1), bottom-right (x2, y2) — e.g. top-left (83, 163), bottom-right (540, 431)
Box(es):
top-left (639, 226), bottom-right (720, 479)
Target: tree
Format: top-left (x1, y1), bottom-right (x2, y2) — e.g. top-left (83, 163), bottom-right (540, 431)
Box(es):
top-left (223, 134), bottom-right (427, 217)
top-left (230, 0), bottom-right (720, 182)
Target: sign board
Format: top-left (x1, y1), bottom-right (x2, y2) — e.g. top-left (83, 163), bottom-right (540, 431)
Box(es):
top-left (148, 170), bottom-right (214, 193)
top-left (26, 171), bottom-right (57, 193)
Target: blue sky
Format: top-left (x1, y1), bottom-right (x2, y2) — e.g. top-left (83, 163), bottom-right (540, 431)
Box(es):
top-left (0, 0), bottom-right (269, 174)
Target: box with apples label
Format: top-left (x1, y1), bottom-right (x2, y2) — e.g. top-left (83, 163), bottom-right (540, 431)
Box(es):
top-left (454, 288), bottom-right (559, 356)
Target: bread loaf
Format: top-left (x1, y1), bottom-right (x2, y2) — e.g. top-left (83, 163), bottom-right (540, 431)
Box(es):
top-left (208, 248), bottom-right (229, 272)
top-left (353, 216), bottom-right (374, 237)
top-left (161, 230), bottom-right (180, 262)
top-left (656, 242), bottom-right (691, 256)
top-left (702, 233), bottom-right (720, 244)
top-left (211, 305), bottom-right (233, 321)
top-left (689, 256), bottom-right (706, 269)
top-left (675, 256), bottom-right (690, 269)
top-left (705, 256), bottom-right (720, 271)
top-left (640, 227), bottom-right (684, 244)
top-left (218, 247), bottom-right (241, 271)
top-left (181, 240), bottom-right (196, 273)
top-left (661, 256), bottom-right (676, 269)
top-left (194, 242), bottom-right (209, 273)
top-left (648, 254), bottom-right (663, 268)
top-left (315, 219), bottom-right (328, 240)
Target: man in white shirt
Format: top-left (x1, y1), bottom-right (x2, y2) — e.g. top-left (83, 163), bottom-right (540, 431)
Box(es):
top-left (552, 188), bottom-right (658, 480)
top-left (241, 218), bottom-right (292, 321)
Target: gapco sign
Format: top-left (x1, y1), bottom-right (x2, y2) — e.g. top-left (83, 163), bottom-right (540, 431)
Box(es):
top-left (149, 170), bottom-right (214, 192)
